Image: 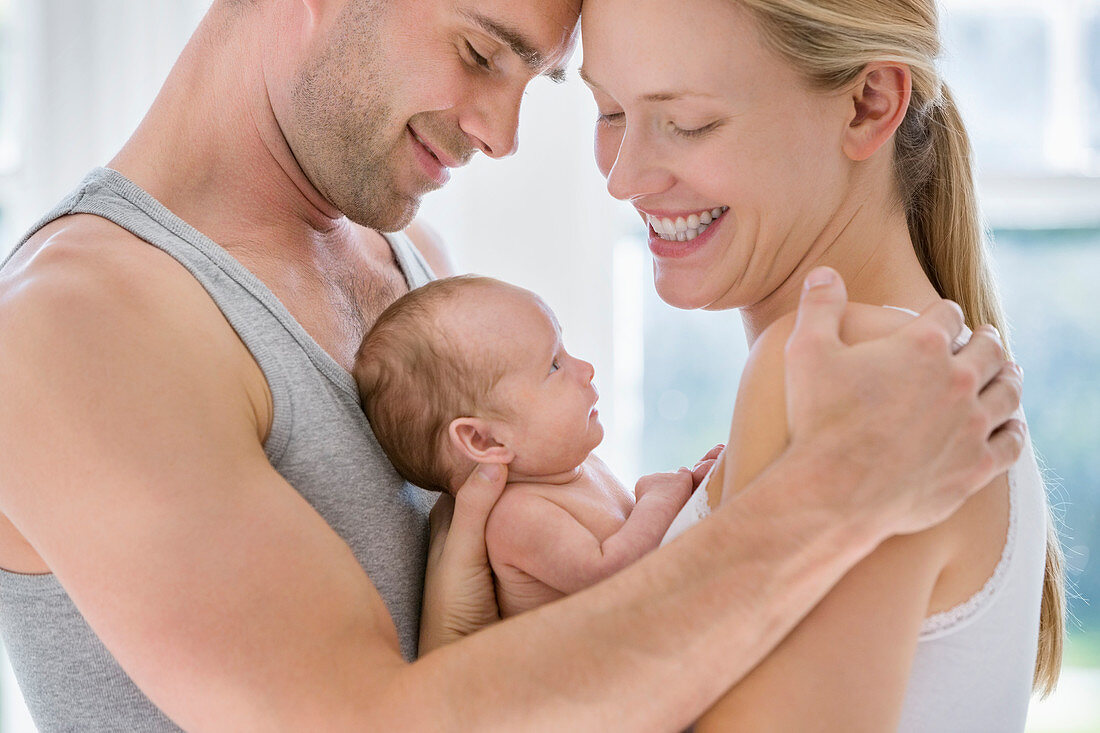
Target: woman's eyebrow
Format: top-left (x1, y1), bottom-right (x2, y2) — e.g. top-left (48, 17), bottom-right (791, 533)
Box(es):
top-left (461, 10), bottom-right (568, 83)
top-left (577, 67), bottom-right (718, 101)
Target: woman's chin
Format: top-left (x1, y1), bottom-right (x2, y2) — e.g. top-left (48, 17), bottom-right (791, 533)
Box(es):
top-left (653, 276), bottom-right (717, 311)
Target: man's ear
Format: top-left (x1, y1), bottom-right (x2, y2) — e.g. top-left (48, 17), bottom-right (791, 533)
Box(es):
top-left (449, 417), bottom-right (515, 464)
top-left (842, 62), bottom-right (912, 162)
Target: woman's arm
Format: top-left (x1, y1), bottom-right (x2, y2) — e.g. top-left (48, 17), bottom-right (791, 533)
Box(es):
top-left (697, 304), bottom-right (988, 732)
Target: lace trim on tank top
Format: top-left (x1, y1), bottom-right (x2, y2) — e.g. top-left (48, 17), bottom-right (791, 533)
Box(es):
top-left (884, 306), bottom-right (1020, 638)
top-left (661, 467), bottom-right (716, 545)
top-left (918, 466), bottom-right (1018, 638)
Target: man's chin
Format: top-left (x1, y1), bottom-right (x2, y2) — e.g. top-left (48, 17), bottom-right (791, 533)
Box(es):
top-left (344, 191), bottom-right (421, 233)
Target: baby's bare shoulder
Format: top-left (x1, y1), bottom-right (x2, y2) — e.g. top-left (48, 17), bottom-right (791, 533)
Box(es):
top-left (484, 482), bottom-right (581, 567)
top-left (486, 483), bottom-right (556, 534)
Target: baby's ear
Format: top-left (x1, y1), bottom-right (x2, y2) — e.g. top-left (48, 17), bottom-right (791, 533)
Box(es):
top-left (449, 417), bottom-right (514, 464)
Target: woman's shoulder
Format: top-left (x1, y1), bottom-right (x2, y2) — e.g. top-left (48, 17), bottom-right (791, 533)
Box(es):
top-left (754, 302), bottom-right (916, 358)
top-left (745, 301), bottom-right (1009, 618)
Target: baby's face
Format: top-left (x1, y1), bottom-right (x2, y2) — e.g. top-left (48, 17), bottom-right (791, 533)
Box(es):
top-left (471, 287), bottom-right (603, 477)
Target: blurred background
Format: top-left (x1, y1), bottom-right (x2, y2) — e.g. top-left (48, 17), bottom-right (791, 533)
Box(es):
top-left (0, 0), bottom-right (1097, 730)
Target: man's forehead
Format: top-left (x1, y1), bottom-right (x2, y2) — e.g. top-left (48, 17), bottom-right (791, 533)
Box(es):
top-left (456, 0), bottom-right (580, 80)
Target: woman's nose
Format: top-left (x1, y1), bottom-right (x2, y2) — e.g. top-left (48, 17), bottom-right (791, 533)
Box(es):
top-left (605, 132), bottom-right (673, 202)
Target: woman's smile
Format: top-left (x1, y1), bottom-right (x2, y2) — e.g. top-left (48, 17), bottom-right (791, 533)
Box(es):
top-left (643, 205), bottom-right (731, 259)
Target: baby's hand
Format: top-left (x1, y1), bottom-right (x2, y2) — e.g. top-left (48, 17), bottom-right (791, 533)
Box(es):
top-left (634, 469), bottom-right (694, 510)
top-left (690, 443), bottom-right (724, 489)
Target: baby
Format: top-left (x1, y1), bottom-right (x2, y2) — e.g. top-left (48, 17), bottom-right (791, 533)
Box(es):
top-left (354, 275), bottom-right (698, 617)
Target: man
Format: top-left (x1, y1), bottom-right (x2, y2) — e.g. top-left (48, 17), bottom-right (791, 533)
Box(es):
top-left (0, 0), bottom-right (1024, 730)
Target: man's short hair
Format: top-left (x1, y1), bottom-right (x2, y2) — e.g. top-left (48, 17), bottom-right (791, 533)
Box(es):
top-left (354, 275), bottom-right (505, 492)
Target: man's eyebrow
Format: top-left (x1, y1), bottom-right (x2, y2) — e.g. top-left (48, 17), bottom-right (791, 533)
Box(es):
top-left (462, 11), bottom-right (568, 84)
top-left (578, 67), bottom-right (717, 102)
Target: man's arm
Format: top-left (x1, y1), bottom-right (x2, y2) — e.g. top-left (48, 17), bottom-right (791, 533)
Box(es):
top-left (695, 304), bottom-right (986, 730)
top-left (0, 237), bottom-right (1022, 732)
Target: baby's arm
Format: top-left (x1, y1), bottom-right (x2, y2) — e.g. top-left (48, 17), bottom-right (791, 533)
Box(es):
top-left (486, 474), bottom-right (693, 595)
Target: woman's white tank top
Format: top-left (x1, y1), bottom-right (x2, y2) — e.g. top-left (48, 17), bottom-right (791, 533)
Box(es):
top-left (663, 409), bottom-right (1048, 731)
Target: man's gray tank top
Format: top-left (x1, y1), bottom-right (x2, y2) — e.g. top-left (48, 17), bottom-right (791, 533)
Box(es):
top-left (0, 167), bottom-right (437, 731)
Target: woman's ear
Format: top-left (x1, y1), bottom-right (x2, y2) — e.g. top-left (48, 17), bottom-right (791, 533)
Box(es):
top-left (449, 417), bottom-right (515, 464)
top-left (842, 62), bottom-right (912, 162)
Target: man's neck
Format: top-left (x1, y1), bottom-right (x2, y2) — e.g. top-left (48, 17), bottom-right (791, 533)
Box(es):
top-left (108, 2), bottom-right (354, 262)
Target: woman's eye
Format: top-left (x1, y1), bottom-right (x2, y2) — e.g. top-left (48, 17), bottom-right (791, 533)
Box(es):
top-left (597, 111), bottom-right (625, 126)
top-left (465, 41), bottom-right (491, 70)
top-left (550, 359), bottom-right (561, 373)
top-left (672, 121), bottom-right (719, 139)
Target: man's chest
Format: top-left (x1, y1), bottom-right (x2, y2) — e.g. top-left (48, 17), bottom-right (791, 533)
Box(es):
top-left (255, 241), bottom-right (410, 373)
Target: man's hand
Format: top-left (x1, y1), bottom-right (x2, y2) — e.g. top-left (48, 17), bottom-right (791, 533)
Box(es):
top-left (418, 464), bottom-right (508, 655)
top-left (784, 267), bottom-right (1024, 539)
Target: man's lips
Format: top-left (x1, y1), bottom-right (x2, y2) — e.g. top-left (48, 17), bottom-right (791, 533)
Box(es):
top-left (407, 125), bottom-right (462, 169)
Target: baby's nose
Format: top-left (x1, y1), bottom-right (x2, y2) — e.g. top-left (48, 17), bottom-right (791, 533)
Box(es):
top-left (580, 360), bottom-right (596, 383)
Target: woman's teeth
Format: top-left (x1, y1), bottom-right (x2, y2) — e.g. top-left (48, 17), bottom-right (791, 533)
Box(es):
top-left (647, 207), bottom-right (729, 241)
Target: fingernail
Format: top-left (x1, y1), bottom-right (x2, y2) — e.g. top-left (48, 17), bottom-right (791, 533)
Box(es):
top-left (477, 464), bottom-right (502, 481)
top-left (804, 269), bottom-right (835, 290)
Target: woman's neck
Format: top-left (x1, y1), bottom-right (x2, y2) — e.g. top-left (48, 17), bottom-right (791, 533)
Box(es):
top-left (739, 198), bottom-right (942, 344)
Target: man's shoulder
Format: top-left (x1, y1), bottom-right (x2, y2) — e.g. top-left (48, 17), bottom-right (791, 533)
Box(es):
top-left (403, 219), bottom-right (456, 277)
top-left (0, 213), bottom-right (266, 414)
top-left (4, 213), bottom-right (188, 305)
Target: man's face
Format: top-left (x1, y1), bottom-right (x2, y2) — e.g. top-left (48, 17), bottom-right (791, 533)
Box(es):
top-left (283, 0), bottom-right (580, 232)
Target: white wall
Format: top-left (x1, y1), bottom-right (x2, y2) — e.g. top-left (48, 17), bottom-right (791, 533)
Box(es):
top-left (6, 0), bottom-right (212, 236)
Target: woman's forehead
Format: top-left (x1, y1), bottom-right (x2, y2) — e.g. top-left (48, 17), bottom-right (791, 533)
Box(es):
top-left (579, 0), bottom-right (775, 97)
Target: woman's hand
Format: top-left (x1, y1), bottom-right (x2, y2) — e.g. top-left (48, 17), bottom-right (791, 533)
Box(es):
top-left (418, 463), bottom-right (508, 656)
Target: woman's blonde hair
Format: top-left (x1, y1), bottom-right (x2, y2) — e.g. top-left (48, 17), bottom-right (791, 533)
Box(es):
top-left (734, 0), bottom-right (1064, 696)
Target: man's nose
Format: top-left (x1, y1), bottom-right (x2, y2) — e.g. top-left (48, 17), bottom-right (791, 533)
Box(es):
top-left (465, 87), bottom-right (522, 159)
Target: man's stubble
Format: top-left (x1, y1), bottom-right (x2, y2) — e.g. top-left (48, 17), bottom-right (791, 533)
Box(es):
top-left (286, 0), bottom-right (423, 233)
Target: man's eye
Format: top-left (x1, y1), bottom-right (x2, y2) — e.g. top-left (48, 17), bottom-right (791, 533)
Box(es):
top-left (465, 41), bottom-right (491, 70)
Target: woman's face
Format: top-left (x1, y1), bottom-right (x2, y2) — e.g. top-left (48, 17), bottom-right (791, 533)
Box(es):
top-left (581, 0), bottom-right (855, 311)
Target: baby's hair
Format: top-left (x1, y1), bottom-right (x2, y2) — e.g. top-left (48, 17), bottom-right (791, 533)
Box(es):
top-left (354, 275), bottom-right (506, 492)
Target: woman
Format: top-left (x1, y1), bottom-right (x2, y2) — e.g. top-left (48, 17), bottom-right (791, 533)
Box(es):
top-left (580, 0), bottom-right (1064, 729)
